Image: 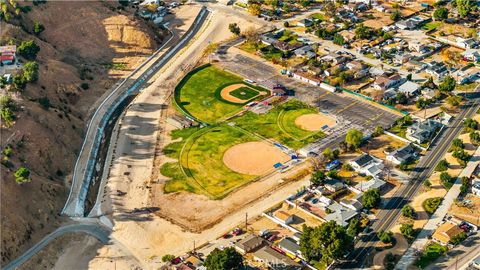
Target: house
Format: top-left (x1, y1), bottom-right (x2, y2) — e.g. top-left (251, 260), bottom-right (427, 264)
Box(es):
top-left (451, 67), bottom-right (480, 85)
top-left (260, 33), bottom-right (277, 46)
top-left (406, 120), bottom-right (442, 144)
top-left (394, 54), bottom-right (412, 65)
top-left (272, 85), bottom-right (287, 96)
top-left (277, 237), bottom-right (302, 258)
top-left (340, 199), bottom-right (363, 211)
top-left (274, 211), bottom-right (296, 225)
top-left (426, 61), bottom-right (448, 79)
top-left (408, 40), bottom-right (428, 53)
top-left (293, 45), bottom-right (316, 59)
top-left (373, 74), bottom-right (403, 91)
top-left (421, 87), bottom-right (436, 99)
top-left (396, 15), bottom-right (429, 30)
top-left (324, 178), bottom-right (345, 192)
top-left (349, 153), bottom-right (384, 177)
top-left (386, 144), bottom-right (416, 165)
top-left (253, 246), bottom-right (302, 270)
top-left (432, 221), bottom-right (465, 246)
top-left (462, 49), bottom-right (480, 62)
top-left (166, 115), bottom-right (197, 129)
top-left (346, 60), bottom-right (366, 72)
top-left (354, 178), bottom-right (386, 193)
top-left (325, 208), bottom-right (357, 227)
top-left (234, 234), bottom-right (264, 254)
top-left (472, 179), bottom-right (480, 196)
top-left (293, 71), bottom-right (321, 86)
top-left (0, 45), bottom-right (16, 65)
top-left (455, 37), bottom-right (479, 49)
top-left (338, 29), bottom-right (356, 43)
top-left (297, 18), bottom-right (313, 27)
top-left (398, 81), bottom-right (420, 96)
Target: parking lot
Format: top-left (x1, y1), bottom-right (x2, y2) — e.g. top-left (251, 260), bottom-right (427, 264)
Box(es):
top-left (218, 51), bottom-right (400, 152)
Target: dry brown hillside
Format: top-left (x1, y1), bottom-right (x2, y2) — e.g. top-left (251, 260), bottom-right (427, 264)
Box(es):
top-left (0, 1), bottom-right (164, 265)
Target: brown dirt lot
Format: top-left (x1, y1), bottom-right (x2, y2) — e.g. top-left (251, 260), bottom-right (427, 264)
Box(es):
top-left (295, 113), bottom-right (336, 131)
top-left (362, 134), bottom-right (407, 160)
top-left (223, 141), bottom-right (291, 175)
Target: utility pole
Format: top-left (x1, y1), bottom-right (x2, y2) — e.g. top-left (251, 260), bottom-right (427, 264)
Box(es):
top-left (193, 240), bottom-right (196, 254)
top-left (245, 212), bottom-right (248, 230)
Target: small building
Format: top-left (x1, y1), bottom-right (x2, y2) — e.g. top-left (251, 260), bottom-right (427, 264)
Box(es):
top-left (462, 49), bottom-right (480, 62)
top-left (386, 144), bottom-right (416, 165)
top-left (472, 179), bottom-right (480, 196)
top-left (297, 18), bottom-right (313, 27)
top-left (451, 67), bottom-right (480, 85)
top-left (349, 153), bottom-right (384, 177)
top-left (432, 221), bottom-right (465, 246)
top-left (340, 199), bottom-right (363, 211)
top-left (277, 237), bottom-right (302, 258)
top-left (274, 210), bottom-right (296, 225)
top-left (0, 45), bottom-right (16, 65)
top-left (293, 71), bottom-right (321, 86)
top-left (293, 45), bottom-right (316, 59)
top-left (426, 61), bottom-right (448, 79)
top-left (253, 246), bottom-right (302, 270)
top-left (373, 74), bottom-right (403, 91)
top-left (406, 120), bottom-right (442, 144)
top-left (354, 178), bottom-right (386, 193)
top-left (325, 208), bottom-right (357, 227)
top-left (398, 81), bottom-right (420, 97)
top-left (272, 85), bottom-right (287, 96)
top-left (234, 234), bottom-right (264, 254)
top-left (324, 178), bottom-right (345, 192)
top-left (166, 115), bottom-right (197, 129)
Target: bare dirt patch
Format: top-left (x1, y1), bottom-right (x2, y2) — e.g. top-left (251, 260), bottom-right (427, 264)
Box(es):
top-left (295, 113), bottom-right (336, 131)
top-left (220, 83), bottom-right (262, 104)
top-left (223, 141), bottom-right (291, 175)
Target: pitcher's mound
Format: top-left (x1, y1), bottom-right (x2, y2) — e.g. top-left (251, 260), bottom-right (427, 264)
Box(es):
top-left (295, 113), bottom-right (336, 131)
top-left (223, 142), bottom-right (291, 175)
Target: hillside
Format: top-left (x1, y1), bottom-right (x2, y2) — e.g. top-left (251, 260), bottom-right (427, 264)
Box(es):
top-left (0, 1), bottom-right (164, 265)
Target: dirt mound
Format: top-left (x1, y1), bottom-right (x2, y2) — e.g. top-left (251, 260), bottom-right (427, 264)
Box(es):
top-left (223, 142), bottom-right (291, 175)
top-left (1, 1), bottom-right (163, 265)
top-left (295, 113), bottom-right (336, 131)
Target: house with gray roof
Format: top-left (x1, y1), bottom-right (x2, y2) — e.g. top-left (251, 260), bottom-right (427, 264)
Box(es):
top-left (325, 208), bottom-right (358, 227)
top-left (406, 120), bottom-right (442, 144)
top-left (349, 153), bottom-right (384, 177)
top-left (253, 246), bottom-right (302, 270)
top-left (386, 144), bottom-right (417, 165)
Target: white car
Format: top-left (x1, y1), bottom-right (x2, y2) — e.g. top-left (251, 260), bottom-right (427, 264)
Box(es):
top-left (473, 255), bottom-right (480, 269)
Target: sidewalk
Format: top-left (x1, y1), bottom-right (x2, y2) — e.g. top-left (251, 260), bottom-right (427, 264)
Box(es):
top-left (395, 146), bottom-right (480, 269)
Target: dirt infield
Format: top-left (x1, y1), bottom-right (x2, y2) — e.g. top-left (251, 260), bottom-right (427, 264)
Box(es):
top-left (223, 141), bottom-right (291, 175)
top-left (220, 84), bottom-right (263, 104)
top-left (295, 113), bottom-right (336, 131)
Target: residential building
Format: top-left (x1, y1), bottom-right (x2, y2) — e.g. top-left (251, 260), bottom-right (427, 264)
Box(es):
top-left (432, 221), bottom-right (465, 246)
top-left (373, 74), bottom-right (403, 91)
top-left (253, 246), bottom-right (302, 270)
top-left (472, 178), bottom-right (480, 196)
top-left (234, 234), bottom-right (264, 254)
top-left (277, 237), bottom-right (302, 258)
top-left (340, 199), bottom-right (363, 211)
top-left (386, 144), bottom-right (416, 165)
top-left (451, 67), bottom-right (480, 85)
top-left (408, 40), bottom-right (428, 53)
top-left (354, 178), bottom-right (387, 192)
top-left (274, 211), bottom-right (296, 225)
top-left (325, 208), bottom-right (357, 227)
top-left (426, 61), bottom-right (448, 79)
top-left (297, 18), bottom-right (313, 27)
top-left (349, 153), bottom-right (384, 177)
top-left (293, 71), bottom-right (321, 86)
top-left (462, 49), bottom-right (480, 62)
top-left (398, 81), bottom-right (421, 96)
top-left (324, 178), bottom-right (345, 192)
top-left (406, 120), bottom-right (442, 144)
top-left (293, 45), bottom-right (316, 59)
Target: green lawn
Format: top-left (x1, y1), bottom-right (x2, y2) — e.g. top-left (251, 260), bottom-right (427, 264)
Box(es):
top-left (422, 21), bottom-right (443, 32)
top-left (230, 87), bottom-right (260, 100)
top-left (311, 13), bottom-right (326, 21)
top-left (175, 65), bottom-right (244, 124)
top-left (161, 125), bottom-right (259, 199)
top-left (415, 243), bottom-right (448, 268)
top-left (233, 99), bottom-right (325, 149)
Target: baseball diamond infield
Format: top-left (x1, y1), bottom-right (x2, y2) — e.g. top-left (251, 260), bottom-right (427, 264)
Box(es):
top-left (223, 142), bottom-right (291, 175)
top-left (220, 84), bottom-right (267, 104)
top-left (295, 113), bottom-right (337, 131)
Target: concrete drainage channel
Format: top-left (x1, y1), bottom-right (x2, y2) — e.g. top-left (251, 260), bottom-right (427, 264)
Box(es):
top-left (62, 6), bottom-right (211, 217)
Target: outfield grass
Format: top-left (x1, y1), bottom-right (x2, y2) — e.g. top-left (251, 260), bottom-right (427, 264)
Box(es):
top-left (234, 99), bottom-right (325, 149)
top-left (175, 65), bottom-right (244, 123)
top-left (230, 87), bottom-right (260, 100)
top-left (415, 243), bottom-right (448, 268)
top-left (161, 125), bottom-right (258, 199)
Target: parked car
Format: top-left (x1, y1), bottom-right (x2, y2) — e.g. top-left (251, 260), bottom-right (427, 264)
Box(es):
top-left (232, 228), bottom-right (243, 236)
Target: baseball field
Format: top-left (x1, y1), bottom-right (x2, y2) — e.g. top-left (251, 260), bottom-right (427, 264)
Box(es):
top-left (162, 65), bottom-right (334, 199)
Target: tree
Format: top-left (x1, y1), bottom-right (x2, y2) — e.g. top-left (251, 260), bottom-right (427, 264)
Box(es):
top-left (311, 170), bottom-right (326, 185)
top-left (463, 118), bottom-right (479, 132)
top-left (378, 230), bottom-right (394, 244)
top-left (456, 0), bottom-right (472, 17)
top-left (440, 172), bottom-right (454, 189)
top-left (300, 221), bottom-right (354, 264)
top-left (355, 24), bottom-right (370, 39)
top-left (450, 138), bottom-right (464, 152)
top-left (284, 21), bottom-right (289, 27)
top-left (452, 149), bottom-right (471, 167)
top-left (23, 61), bottom-right (39, 82)
top-left (161, 254), bottom-right (175, 262)
top-left (242, 26), bottom-right (259, 42)
top-left (373, 126), bottom-right (384, 137)
top-left (333, 33), bottom-right (345, 45)
top-left (390, 9), bottom-right (401, 21)
top-left (326, 170), bottom-right (339, 179)
top-left (470, 132), bottom-right (480, 146)
top-left (406, 73), bottom-right (412, 81)
top-left (204, 247), bottom-right (243, 270)
top-left (17, 40), bottom-right (40, 60)
top-left (247, 3), bottom-right (261, 16)
top-left (460, 176), bottom-right (469, 194)
top-left (423, 197), bottom-right (443, 214)
top-left (33, 21), bottom-right (44, 35)
top-left (435, 159), bottom-right (449, 172)
top-left (438, 75), bottom-right (456, 93)
top-left (12, 74), bottom-right (26, 90)
top-left (446, 95), bottom-right (462, 108)
top-left (402, 204), bottom-right (415, 218)
top-left (396, 92), bottom-right (408, 105)
top-left (433, 7), bottom-right (448, 21)
top-left (345, 129), bottom-right (363, 150)
top-left (450, 231), bottom-right (467, 245)
top-left (347, 218), bottom-right (361, 238)
top-left (423, 179), bottom-right (432, 188)
top-left (0, 95), bottom-right (17, 127)
top-left (400, 223), bottom-right (415, 239)
top-left (362, 188), bottom-right (381, 209)
top-left (228, 23), bottom-right (241, 36)
top-left (118, 0), bottom-right (129, 6)
top-left (14, 166), bottom-right (31, 184)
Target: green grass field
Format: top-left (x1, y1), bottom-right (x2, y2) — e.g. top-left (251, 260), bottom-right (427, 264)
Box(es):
top-left (161, 125), bottom-right (259, 199)
top-left (175, 65), bottom-right (269, 123)
top-left (234, 99), bottom-right (325, 149)
top-left (415, 243), bottom-right (448, 268)
top-left (230, 87), bottom-right (260, 100)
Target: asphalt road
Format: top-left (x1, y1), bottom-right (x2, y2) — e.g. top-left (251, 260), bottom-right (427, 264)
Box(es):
top-left (341, 96), bottom-right (480, 268)
top-left (62, 7), bottom-right (210, 217)
top-left (3, 223), bottom-right (110, 270)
